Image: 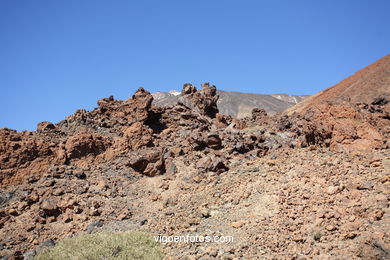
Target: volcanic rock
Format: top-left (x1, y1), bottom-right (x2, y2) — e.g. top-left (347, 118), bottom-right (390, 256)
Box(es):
top-left (65, 133), bottom-right (111, 161)
top-left (37, 122), bottom-right (56, 132)
top-left (178, 83), bottom-right (219, 118)
top-left (127, 150), bottom-right (165, 177)
top-left (0, 55), bottom-right (389, 260)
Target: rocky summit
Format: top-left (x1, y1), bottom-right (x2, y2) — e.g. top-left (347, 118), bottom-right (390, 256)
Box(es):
top-left (0, 58), bottom-right (390, 259)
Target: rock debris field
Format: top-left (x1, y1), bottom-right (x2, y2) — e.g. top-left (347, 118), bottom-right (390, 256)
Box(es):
top-left (1, 76), bottom-right (389, 259)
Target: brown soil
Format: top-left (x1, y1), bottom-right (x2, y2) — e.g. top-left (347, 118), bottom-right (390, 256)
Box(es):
top-left (0, 57), bottom-right (389, 259)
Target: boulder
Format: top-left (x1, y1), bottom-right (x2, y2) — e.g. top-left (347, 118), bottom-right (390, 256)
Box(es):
top-left (127, 150), bottom-right (165, 177)
top-left (65, 133), bottom-right (111, 160)
top-left (37, 121), bottom-right (56, 132)
top-left (178, 82), bottom-right (219, 118)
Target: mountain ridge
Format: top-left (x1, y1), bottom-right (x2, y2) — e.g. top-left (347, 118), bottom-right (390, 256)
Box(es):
top-left (1, 56), bottom-right (390, 259)
top-left (152, 89), bottom-right (308, 118)
top-left (286, 54), bottom-right (390, 115)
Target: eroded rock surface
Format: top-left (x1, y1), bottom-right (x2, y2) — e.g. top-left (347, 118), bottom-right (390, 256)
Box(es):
top-left (0, 82), bottom-right (389, 259)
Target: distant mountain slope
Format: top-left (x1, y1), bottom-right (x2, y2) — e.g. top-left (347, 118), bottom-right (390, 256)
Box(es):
top-left (152, 89), bottom-right (308, 118)
top-left (271, 94), bottom-right (308, 104)
top-left (286, 54), bottom-right (390, 115)
top-left (151, 91), bottom-right (179, 107)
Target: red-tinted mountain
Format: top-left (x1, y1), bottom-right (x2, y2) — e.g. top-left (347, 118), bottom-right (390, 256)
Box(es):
top-left (286, 54), bottom-right (390, 115)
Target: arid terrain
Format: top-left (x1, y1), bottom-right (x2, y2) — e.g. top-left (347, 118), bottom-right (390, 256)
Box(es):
top-left (285, 55), bottom-right (390, 115)
top-left (0, 55), bottom-right (389, 259)
top-left (152, 89), bottom-right (307, 118)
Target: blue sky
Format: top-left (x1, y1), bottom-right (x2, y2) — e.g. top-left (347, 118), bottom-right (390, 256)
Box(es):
top-left (1, 0), bottom-right (389, 131)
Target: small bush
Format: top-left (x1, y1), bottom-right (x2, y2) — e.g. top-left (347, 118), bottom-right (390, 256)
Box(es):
top-left (0, 249), bottom-right (12, 258)
top-left (34, 231), bottom-right (164, 260)
top-left (312, 231), bottom-right (322, 242)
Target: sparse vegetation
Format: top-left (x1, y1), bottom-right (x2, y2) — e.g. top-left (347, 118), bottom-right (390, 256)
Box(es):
top-left (34, 231), bottom-right (164, 260)
top-left (0, 249), bottom-right (12, 258)
top-left (242, 126), bottom-right (265, 133)
top-left (312, 231), bottom-right (322, 242)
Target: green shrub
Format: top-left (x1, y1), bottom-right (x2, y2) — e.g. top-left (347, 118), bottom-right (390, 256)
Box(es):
top-left (34, 231), bottom-right (164, 260)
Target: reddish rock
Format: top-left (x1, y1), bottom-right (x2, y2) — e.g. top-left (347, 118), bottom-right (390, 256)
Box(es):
top-left (65, 133), bottom-right (111, 161)
top-left (127, 150), bottom-right (165, 177)
top-left (231, 221), bottom-right (245, 228)
top-left (0, 70), bottom-right (389, 259)
top-left (37, 121), bottom-right (56, 132)
top-left (40, 199), bottom-right (60, 217)
top-left (178, 82), bottom-right (219, 118)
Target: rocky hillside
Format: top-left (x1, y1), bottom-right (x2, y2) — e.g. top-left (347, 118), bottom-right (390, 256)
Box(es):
top-left (0, 70), bottom-right (389, 259)
top-left (152, 89), bottom-right (307, 118)
top-left (286, 54), bottom-right (390, 115)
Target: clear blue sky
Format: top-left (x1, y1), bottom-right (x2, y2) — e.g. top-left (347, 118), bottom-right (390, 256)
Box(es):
top-left (1, 0), bottom-right (389, 131)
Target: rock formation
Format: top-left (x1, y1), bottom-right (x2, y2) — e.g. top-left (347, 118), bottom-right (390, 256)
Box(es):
top-left (0, 55), bottom-right (389, 259)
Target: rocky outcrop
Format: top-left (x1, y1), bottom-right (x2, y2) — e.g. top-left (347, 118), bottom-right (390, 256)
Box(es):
top-left (1, 78), bottom-right (389, 259)
top-left (0, 129), bottom-right (56, 184)
top-left (281, 99), bottom-right (389, 151)
top-left (2, 82), bottom-right (388, 186)
top-left (37, 121), bottom-right (56, 132)
top-left (65, 133), bottom-right (111, 161)
top-left (127, 150), bottom-right (165, 177)
top-left (153, 89), bottom-right (308, 117)
top-left (178, 82), bottom-right (219, 118)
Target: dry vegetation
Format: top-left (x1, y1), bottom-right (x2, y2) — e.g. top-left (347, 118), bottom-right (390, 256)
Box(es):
top-left (34, 232), bottom-right (164, 260)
